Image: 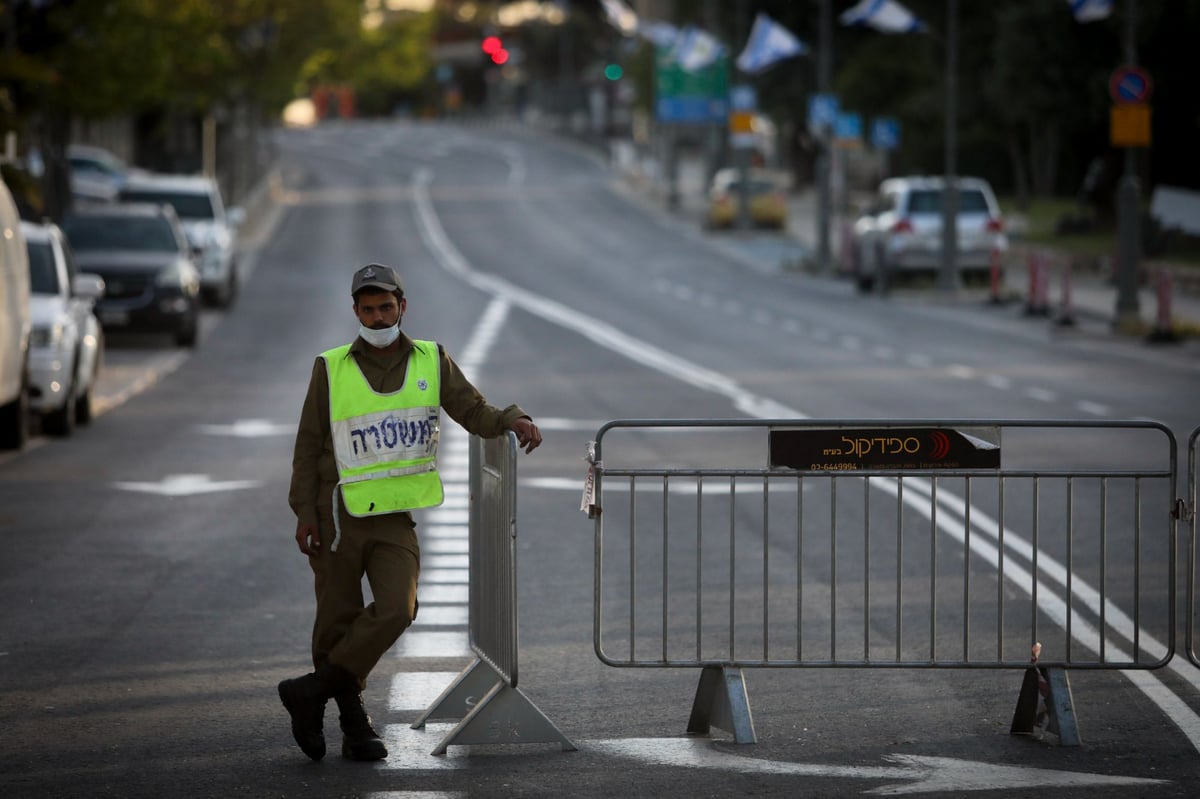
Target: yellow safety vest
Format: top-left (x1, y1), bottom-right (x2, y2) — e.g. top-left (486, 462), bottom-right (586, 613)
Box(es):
top-left (321, 339), bottom-right (443, 516)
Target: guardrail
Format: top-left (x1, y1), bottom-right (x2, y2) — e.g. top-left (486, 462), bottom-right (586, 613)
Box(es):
top-left (412, 431), bottom-right (574, 755)
top-left (585, 419), bottom-right (1179, 746)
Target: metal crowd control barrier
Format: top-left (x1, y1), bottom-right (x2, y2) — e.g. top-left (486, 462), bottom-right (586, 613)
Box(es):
top-left (584, 419), bottom-right (1179, 747)
top-left (1188, 427), bottom-right (1200, 668)
top-left (413, 432), bottom-right (575, 755)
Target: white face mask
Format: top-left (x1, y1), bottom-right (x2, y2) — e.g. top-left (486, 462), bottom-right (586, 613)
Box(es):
top-left (358, 323), bottom-right (400, 348)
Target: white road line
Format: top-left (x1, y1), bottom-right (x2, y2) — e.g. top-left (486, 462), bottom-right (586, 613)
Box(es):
top-left (420, 569), bottom-right (468, 584)
top-left (394, 631), bottom-right (471, 658)
top-left (984, 374), bottom-right (1012, 390)
top-left (1077, 399), bottom-right (1110, 416)
top-left (416, 585), bottom-right (469, 603)
top-left (410, 166), bottom-right (1200, 756)
top-left (411, 605), bottom-right (468, 626)
top-left (425, 554), bottom-right (468, 569)
top-left (1024, 386), bottom-right (1058, 402)
top-left (947, 364), bottom-right (975, 379)
top-left (389, 672), bottom-right (465, 710)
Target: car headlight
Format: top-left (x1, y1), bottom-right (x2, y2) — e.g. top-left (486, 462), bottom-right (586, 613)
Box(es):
top-left (30, 322), bottom-right (65, 349)
top-left (156, 259), bottom-right (200, 291)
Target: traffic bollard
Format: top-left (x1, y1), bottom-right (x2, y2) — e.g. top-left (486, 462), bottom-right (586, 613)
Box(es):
top-left (1147, 267), bottom-right (1179, 343)
top-left (988, 248), bottom-right (1005, 304)
top-left (1055, 257), bottom-right (1076, 326)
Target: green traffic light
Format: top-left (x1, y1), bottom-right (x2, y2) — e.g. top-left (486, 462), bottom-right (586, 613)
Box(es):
top-left (604, 64), bottom-right (623, 81)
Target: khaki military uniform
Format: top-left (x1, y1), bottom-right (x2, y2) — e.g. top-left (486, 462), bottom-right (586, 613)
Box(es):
top-left (289, 333), bottom-right (527, 684)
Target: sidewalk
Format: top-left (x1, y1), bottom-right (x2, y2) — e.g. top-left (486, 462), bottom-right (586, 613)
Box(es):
top-left (616, 146), bottom-right (1200, 342)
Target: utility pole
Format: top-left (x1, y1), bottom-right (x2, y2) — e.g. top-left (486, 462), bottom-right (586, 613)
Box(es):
top-left (734, 0), bottom-right (752, 231)
top-left (938, 0), bottom-right (960, 293)
top-left (1113, 0), bottom-right (1142, 332)
top-left (816, 0), bottom-right (833, 271)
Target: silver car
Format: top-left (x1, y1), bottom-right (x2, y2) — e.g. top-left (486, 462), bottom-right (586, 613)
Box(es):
top-left (849, 175), bottom-right (1008, 292)
top-left (118, 173), bottom-right (243, 307)
top-left (22, 221), bottom-right (105, 436)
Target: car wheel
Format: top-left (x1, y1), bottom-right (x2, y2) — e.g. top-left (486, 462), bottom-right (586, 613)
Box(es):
top-left (43, 370), bottom-right (76, 437)
top-left (176, 311), bottom-right (199, 348)
top-left (219, 269), bottom-right (238, 309)
top-left (75, 347), bottom-right (99, 426)
top-left (43, 394), bottom-right (76, 437)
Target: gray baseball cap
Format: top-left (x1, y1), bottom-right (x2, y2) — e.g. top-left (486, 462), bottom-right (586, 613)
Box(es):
top-left (351, 263), bottom-right (403, 296)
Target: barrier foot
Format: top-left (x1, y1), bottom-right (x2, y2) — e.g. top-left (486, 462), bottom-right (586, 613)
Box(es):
top-left (411, 658), bottom-right (495, 729)
top-left (686, 665), bottom-right (756, 744)
top-left (429, 676), bottom-right (576, 755)
top-left (1009, 666), bottom-right (1081, 746)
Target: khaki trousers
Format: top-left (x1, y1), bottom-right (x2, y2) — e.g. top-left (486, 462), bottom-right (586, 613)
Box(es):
top-left (309, 501), bottom-right (421, 686)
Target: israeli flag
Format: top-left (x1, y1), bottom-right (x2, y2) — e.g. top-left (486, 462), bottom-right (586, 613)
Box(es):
top-left (673, 26), bottom-right (725, 73)
top-left (1067, 0), bottom-right (1114, 22)
top-left (736, 13), bottom-right (808, 74)
top-left (839, 0), bottom-right (926, 34)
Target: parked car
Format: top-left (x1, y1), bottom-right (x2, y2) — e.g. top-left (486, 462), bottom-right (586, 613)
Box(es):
top-left (0, 176), bottom-right (31, 450)
top-left (60, 204), bottom-right (201, 348)
top-left (849, 175), bottom-right (1008, 292)
top-left (26, 144), bottom-right (138, 204)
top-left (118, 173), bottom-right (243, 307)
top-left (22, 221), bottom-right (105, 436)
top-left (706, 168), bottom-right (788, 230)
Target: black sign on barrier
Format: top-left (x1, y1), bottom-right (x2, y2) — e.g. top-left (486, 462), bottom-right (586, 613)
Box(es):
top-left (769, 427), bottom-right (1001, 472)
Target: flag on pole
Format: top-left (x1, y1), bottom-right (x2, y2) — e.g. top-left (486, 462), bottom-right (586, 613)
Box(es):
top-left (736, 12), bottom-right (808, 74)
top-left (638, 20), bottom-right (679, 49)
top-left (1066, 0), bottom-right (1114, 23)
top-left (673, 26), bottom-right (726, 73)
top-left (598, 0), bottom-right (638, 36)
top-left (839, 0), bottom-right (926, 34)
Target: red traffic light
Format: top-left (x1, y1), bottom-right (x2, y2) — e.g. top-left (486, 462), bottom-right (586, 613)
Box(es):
top-left (481, 35), bottom-right (508, 64)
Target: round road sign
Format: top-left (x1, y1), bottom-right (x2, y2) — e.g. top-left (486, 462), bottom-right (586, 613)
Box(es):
top-left (1110, 65), bottom-right (1152, 104)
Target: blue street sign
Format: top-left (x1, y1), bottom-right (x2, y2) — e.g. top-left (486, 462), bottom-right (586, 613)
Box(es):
top-left (870, 117), bottom-right (900, 151)
top-left (835, 111), bottom-right (862, 141)
top-left (808, 93), bottom-right (838, 133)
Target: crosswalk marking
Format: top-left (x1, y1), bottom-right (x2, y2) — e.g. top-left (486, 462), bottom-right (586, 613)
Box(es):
top-left (388, 672), bottom-right (465, 711)
top-left (393, 631), bottom-right (472, 658)
top-left (411, 605), bottom-right (468, 626)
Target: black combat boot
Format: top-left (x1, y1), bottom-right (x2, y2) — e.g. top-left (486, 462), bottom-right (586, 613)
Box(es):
top-left (335, 691), bottom-right (388, 761)
top-left (278, 663), bottom-right (358, 761)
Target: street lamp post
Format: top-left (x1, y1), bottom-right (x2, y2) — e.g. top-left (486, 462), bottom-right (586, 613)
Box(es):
top-left (1113, 0), bottom-right (1142, 331)
top-left (938, 0), bottom-right (960, 293)
top-left (816, 0), bottom-right (833, 271)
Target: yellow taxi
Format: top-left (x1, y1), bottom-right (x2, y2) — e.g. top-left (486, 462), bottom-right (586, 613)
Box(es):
top-left (706, 168), bottom-right (788, 230)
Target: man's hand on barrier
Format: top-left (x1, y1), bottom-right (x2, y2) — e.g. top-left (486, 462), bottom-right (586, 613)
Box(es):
top-left (296, 522), bottom-right (321, 556)
top-left (511, 417), bottom-right (542, 454)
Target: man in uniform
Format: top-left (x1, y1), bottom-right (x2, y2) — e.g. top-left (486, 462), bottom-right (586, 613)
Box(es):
top-left (280, 263), bottom-right (542, 761)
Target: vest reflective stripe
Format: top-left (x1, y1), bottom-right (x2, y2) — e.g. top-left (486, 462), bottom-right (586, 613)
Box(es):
top-left (322, 340), bottom-right (443, 516)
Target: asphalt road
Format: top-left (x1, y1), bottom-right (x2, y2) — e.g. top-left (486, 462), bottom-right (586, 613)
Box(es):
top-left (1, 120), bottom-right (1198, 798)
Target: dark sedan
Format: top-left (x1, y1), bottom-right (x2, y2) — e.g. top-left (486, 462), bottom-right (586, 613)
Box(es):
top-left (61, 204), bottom-right (201, 347)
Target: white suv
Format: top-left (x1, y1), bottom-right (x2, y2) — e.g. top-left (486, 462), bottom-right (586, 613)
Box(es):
top-left (118, 174), bottom-right (243, 307)
top-left (849, 175), bottom-right (1008, 292)
top-left (23, 221), bottom-right (105, 436)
